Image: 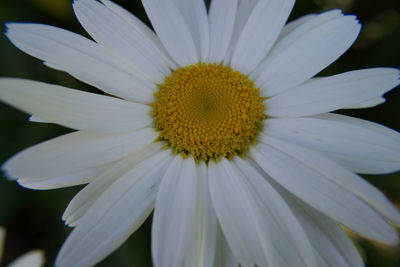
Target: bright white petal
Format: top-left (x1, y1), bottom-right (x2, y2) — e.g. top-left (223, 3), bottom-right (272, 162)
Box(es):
top-left (62, 142), bottom-right (164, 227)
top-left (17, 164), bottom-right (108, 190)
top-left (42, 60), bottom-right (63, 71)
top-left (152, 156), bottom-right (200, 267)
top-left (98, 0), bottom-right (176, 71)
top-left (174, 0), bottom-right (209, 61)
top-left (56, 150), bottom-right (172, 267)
top-left (8, 250), bottom-right (45, 267)
top-left (208, 159), bottom-right (274, 267)
top-left (251, 137), bottom-right (399, 244)
top-left (265, 68), bottom-right (400, 117)
top-left (141, 0), bottom-right (198, 66)
top-left (151, 155), bottom-right (184, 266)
top-left (255, 11), bottom-right (361, 96)
top-left (98, 0), bottom-right (176, 69)
top-left (346, 96), bottom-right (386, 109)
top-left (234, 157), bottom-right (317, 267)
top-left (276, 13), bottom-right (317, 42)
top-left (272, 10), bottom-right (341, 56)
top-left (281, 192), bottom-right (364, 267)
top-left (5, 23), bottom-right (153, 103)
top-left (263, 140), bottom-right (399, 246)
top-left (210, 158), bottom-right (316, 267)
top-left (263, 113), bottom-right (400, 174)
top-left (185, 162), bottom-right (218, 267)
top-left (28, 115), bottom-right (49, 123)
top-left (223, 0), bottom-right (254, 65)
top-left (208, 0), bottom-right (238, 63)
top-left (73, 0), bottom-right (171, 82)
top-left (0, 78), bottom-right (152, 133)
top-left (2, 128), bottom-right (157, 180)
top-left (213, 225), bottom-right (238, 267)
top-left (230, 0), bottom-right (294, 73)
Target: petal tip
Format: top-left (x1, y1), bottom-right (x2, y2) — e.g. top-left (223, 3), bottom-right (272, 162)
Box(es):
top-left (1, 162), bottom-right (16, 181)
top-left (3, 23), bottom-right (10, 35)
top-left (16, 179), bottom-right (40, 190)
top-left (343, 14), bottom-right (362, 30)
top-left (62, 216), bottom-right (77, 227)
top-left (386, 232), bottom-right (400, 246)
top-left (3, 23), bottom-right (19, 39)
top-left (388, 208), bottom-right (400, 227)
top-left (3, 22), bottom-right (21, 32)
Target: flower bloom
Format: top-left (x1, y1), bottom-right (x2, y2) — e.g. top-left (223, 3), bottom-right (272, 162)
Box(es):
top-left (1, 0), bottom-right (399, 266)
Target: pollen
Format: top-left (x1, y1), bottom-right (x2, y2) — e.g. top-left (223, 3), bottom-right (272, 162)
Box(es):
top-left (152, 63), bottom-right (266, 162)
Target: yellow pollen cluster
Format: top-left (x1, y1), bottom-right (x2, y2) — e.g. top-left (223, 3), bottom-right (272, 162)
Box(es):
top-left (151, 62), bottom-right (266, 162)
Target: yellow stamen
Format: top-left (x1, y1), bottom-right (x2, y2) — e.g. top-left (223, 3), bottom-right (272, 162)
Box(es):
top-left (152, 62), bottom-right (266, 162)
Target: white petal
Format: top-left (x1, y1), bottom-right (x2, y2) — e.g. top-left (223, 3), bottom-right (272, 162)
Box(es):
top-left (281, 192), bottom-right (364, 267)
top-left (250, 137), bottom-right (399, 244)
top-left (73, 0), bottom-right (171, 82)
top-left (150, 155), bottom-right (184, 265)
top-left (265, 68), bottom-right (400, 117)
top-left (2, 128), bottom-right (157, 180)
top-left (98, 0), bottom-right (176, 72)
top-left (208, 159), bottom-right (274, 267)
top-left (8, 250), bottom-right (45, 267)
top-left (263, 113), bottom-right (400, 174)
top-left (62, 143), bottom-right (165, 227)
top-left (98, 0), bottom-right (176, 69)
top-left (272, 10), bottom-right (341, 57)
top-left (223, 0), bottom-right (254, 65)
top-left (210, 158), bottom-right (316, 267)
top-left (213, 225), bottom-right (238, 267)
top-left (0, 78), bottom-right (152, 133)
top-left (255, 11), bottom-right (361, 96)
top-left (208, 0), bottom-right (238, 63)
top-left (17, 164), bottom-right (108, 190)
top-left (28, 115), bottom-right (49, 123)
top-left (42, 60), bottom-right (63, 71)
top-left (56, 150), bottom-right (172, 267)
top-left (345, 97), bottom-right (386, 109)
top-left (230, 0), bottom-right (295, 74)
top-left (185, 162), bottom-right (218, 267)
top-left (152, 156), bottom-right (200, 267)
top-left (234, 157), bottom-right (317, 267)
top-left (174, 0), bottom-right (209, 61)
top-left (5, 23), bottom-right (153, 103)
top-left (277, 13), bottom-right (317, 42)
top-left (141, 0), bottom-right (198, 66)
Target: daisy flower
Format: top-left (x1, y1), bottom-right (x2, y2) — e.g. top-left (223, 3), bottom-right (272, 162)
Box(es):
top-left (1, 0), bottom-right (399, 266)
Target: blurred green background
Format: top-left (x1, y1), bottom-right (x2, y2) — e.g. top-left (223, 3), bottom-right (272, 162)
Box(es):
top-left (0, 0), bottom-right (399, 266)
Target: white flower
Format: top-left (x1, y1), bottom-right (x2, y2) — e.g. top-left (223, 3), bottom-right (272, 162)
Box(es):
top-left (0, 226), bottom-right (45, 267)
top-left (0, 0), bottom-right (399, 266)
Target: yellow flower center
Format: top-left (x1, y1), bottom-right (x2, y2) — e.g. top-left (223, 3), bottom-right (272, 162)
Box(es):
top-left (152, 63), bottom-right (266, 162)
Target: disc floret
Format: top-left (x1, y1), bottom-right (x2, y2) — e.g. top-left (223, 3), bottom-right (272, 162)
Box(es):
top-left (152, 63), bottom-right (266, 162)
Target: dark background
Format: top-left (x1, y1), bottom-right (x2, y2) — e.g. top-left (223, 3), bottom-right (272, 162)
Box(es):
top-left (0, 0), bottom-right (399, 266)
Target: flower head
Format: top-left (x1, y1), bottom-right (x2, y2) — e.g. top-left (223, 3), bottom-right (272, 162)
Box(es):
top-left (152, 62), bottom-right (266, 161)
top-left (0, 0), bottom-right (399, 266)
